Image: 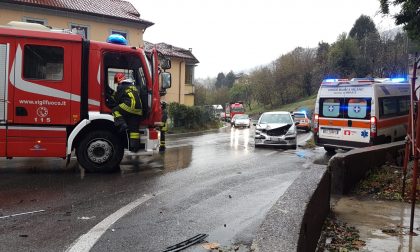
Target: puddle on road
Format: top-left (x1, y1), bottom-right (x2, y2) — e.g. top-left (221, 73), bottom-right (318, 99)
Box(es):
top-left (121, 146), bottom-right (193, 174)
top-left (334, 197), bottom-right (420, 252)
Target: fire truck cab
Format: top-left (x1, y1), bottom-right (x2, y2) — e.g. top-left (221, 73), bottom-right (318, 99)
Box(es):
top-left (225, 102), bottom-right (245, 123)
top-left (0, 22), bottom-right (171, 172)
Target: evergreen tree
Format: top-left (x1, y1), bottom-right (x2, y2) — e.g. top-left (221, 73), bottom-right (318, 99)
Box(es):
top-left (379, 0), bottom-right (420, 42)
top-left (224, 71), bottom-right (236, 89)
top-left (215, 72), bottom-right (225, 89)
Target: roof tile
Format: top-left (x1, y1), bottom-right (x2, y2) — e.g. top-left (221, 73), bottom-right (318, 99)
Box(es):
top-left (144, 41), bottom-right (199, 64)
top-left (6, 0), bottom-right (153, 26)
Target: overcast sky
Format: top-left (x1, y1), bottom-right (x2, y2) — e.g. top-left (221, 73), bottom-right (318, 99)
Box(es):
top-left (129, 0), bottom-right (398, 79)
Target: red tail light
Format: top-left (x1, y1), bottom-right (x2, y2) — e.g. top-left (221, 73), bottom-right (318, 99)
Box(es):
top-left (370, 116), bottom-right (377, 138)
top-left (149, 129), bottom-right (158, 140)
top-left (313, 114), bottom-right (319, 132)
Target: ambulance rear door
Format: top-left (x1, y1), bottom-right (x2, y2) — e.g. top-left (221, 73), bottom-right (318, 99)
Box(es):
top-left (318, 84), bottom-right (373, 145)
top-left (342, 89), bottom-right (372, 144)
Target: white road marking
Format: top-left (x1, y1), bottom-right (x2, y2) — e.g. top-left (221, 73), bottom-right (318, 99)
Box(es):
top-left (264, 151), bottom-right (277, 156)
top-left (66, 192), bottom-right (160, 252)
top-left (0, 209), bottom-right (45, 219)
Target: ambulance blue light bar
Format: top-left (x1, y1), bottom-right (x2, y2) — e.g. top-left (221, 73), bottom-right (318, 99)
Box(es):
top-left (321, 78), bottom-right (349, 85)
top-left (390, 77), bottom-right (407, 83)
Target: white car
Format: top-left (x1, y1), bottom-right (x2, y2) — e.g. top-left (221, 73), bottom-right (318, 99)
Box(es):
top-left (231, 114), bottom-right (251, 128)
top-left (254, 111), bottom-right (297, 149)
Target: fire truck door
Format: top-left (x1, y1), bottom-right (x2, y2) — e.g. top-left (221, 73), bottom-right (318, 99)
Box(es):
top-left (11, 41), bottom-right (72, 125)
top-left (4, 41), bottom-right (70, 157)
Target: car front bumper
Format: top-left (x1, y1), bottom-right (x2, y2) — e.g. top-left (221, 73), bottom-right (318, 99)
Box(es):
top-left (296, 123), bottom-right (311, 130)
top-left (254, 133), bottom-right (297, 146)
top-left (235, 122), bottom-right (250, 127)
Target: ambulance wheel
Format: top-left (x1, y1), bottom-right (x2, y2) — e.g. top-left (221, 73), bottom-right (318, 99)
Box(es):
top-left (76, 131), bottom-right (124, 173)
top-left (324, 146), bottom-right (336, 154)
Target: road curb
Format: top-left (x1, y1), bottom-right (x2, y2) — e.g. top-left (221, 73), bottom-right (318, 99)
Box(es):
top-left (253, 164), bottom-right (330, 252)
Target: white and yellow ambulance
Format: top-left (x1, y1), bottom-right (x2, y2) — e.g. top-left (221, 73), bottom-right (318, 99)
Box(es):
top-left (313, 78), bottom-right (410, 153)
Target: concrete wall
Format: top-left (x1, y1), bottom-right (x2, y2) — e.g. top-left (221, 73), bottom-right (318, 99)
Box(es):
top-left (253, 164), bottom-right (330, 252)
top-left (328, 141), bottom-right (405, 195)
top-left (0, 3), bottom-right (145, 47)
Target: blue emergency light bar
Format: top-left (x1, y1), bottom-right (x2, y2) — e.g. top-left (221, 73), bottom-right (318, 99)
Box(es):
top-left (321, 78), bottom-right (349, 85)
top-left (323, 79), bottom-right (339, 83)
top-left (107, 34), bottom-right (128, 45)
top-left (390, 77), bottom-right (407, 83)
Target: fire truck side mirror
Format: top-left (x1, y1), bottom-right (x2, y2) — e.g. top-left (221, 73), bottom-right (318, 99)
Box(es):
top-left (161, 72), bottom-right (171, 89)
top-left (160, 58), bottom-right (171, 70)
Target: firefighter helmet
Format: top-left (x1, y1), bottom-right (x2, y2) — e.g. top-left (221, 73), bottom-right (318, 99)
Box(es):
top-left (114, 72), bottom-right (125, 84)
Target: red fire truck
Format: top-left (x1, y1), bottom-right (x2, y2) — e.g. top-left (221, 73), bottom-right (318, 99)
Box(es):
top-left (225, 102), bottom-right (245, 122)
top-left (0, 22), bottom-right (171, 172)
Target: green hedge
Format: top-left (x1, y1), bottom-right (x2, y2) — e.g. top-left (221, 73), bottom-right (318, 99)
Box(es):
top-left (168, 103), bottom-right (219, 130)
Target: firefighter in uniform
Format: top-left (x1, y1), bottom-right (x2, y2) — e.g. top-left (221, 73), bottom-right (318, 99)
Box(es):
top-left (111, 73), bottom-right (143, 152)
top-left (159, 101), bottom-right (168, 152)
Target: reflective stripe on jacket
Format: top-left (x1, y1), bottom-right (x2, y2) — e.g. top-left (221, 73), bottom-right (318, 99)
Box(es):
top-left (114, 83), bottom-right (143, 116)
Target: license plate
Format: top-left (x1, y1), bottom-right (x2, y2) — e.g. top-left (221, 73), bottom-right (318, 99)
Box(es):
top-left (322, 129), bottom-right (340, 134)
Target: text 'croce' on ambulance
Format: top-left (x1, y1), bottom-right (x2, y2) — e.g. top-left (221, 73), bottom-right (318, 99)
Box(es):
top-left (313, 77), bottom-right (410, 153)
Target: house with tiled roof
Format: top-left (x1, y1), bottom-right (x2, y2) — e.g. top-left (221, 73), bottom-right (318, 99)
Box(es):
top-left (0, 0), bottom-right (153, 47)
top-left (144, 41), bottom-right (199, 106)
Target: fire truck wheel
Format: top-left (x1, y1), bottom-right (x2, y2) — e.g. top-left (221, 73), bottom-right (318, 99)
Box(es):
top-left (76, 131), bottom-right (124, 172)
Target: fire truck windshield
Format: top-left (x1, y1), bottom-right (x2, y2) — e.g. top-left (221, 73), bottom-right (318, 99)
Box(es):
top-left (231, 107), bottom-right (244, 112)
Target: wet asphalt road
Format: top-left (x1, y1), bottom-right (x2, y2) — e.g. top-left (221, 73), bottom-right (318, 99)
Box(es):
top-left (0, 126), bottom-right (324, 252)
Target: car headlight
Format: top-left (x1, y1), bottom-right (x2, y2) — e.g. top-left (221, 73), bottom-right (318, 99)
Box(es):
top-left (286, 128), bottom-right (296, 135)
top-left (255, 130), bottom-right (261, 135)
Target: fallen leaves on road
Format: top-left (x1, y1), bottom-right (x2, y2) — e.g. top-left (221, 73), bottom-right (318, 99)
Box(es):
top-left (202, 242), bottom-right (220, 250)
top-left (317, 213), bottom-right (365, 251)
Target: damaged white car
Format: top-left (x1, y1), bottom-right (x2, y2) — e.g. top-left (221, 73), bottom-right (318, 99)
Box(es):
top-left (254, 111), bottom-right (297, 149)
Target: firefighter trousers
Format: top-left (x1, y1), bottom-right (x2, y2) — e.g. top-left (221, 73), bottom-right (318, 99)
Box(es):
top-left (112, 107), bottom-right (142, 153)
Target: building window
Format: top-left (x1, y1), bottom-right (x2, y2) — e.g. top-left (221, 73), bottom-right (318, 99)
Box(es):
top-left (70, 24), bottom-right (89, 39)
top-left (22, 17), bottom-right (47, 25)
top-left (111, 30), bottom-right (128, 39)
top-left (185, 65), bottom-right (194, 84)
top-left (23, 45), bottom-right (64, 80)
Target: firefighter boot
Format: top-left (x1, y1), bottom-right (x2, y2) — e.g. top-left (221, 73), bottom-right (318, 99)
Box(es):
top-left (159, 124), bottom-right (166, 152)
top-left (114, 117), bottom-right (128, 134)
top-left (129, 131), bottom-right (141, 153)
